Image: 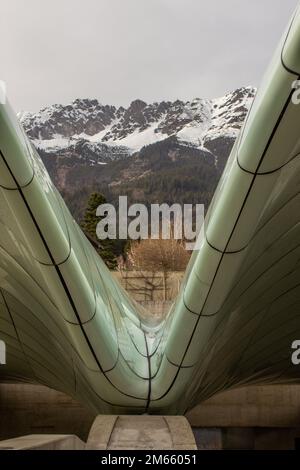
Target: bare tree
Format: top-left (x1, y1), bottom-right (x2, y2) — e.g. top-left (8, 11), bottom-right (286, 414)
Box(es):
top-left (125, 236), bottom-right (190, 301)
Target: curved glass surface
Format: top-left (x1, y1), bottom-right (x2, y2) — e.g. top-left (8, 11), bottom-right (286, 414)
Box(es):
top-left (1, 5), bottom-right (300, 414)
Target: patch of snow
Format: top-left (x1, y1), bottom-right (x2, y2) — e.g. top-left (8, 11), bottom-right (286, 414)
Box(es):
top-left (33, 137), bottom-right (71, 151)
top-left (104, 123), bottom-right (168, 153)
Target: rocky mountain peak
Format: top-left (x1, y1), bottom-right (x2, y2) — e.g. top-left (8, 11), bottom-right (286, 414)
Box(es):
top-left (20, 86), bottom-right (256, 165)
top-left (128, 99), bottom-right (147, 112)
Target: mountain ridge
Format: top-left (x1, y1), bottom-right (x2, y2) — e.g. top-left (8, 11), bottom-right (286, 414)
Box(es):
top-left (19, 86), bottom-right (256, 221)
top-left (20, 86), bottom-right (255, 162)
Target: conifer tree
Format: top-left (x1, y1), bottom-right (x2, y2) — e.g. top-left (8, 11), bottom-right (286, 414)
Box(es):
top-left (81, 192), bottom-right (117, 269)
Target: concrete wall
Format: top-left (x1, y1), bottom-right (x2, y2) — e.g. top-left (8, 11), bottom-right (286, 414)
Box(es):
top-left (1, 383), bottom-right (300, 441)
top-left (2, 383), bottom-right (300, 449)
top-left (186, 385), bottom-right (300, 428)
top-left (0, 383), bottom-right (95, 441)
top-left (192, 427), bottom-right (300, 450)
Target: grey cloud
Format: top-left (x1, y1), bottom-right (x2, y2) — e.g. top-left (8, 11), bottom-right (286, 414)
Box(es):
top-left (0, 0), bottom-right (298, 111)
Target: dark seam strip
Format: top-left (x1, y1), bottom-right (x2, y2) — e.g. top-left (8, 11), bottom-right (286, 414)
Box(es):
top-left (0, 149), bottom-right (146, 402)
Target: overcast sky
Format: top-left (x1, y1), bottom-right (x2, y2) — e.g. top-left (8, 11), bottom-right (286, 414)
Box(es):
top-left (0, 0), bottom-right (299, 111)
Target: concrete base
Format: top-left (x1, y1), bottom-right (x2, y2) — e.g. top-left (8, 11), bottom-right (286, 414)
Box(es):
top-left (0, 415), bottom-right (197, 450)
top-left (0, 434), bottom-right (85, 450)
top-left (86, 415), bottom-right (197, 450)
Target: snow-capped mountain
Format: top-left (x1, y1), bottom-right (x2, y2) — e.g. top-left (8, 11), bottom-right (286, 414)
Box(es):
top-left (18, 87), bottom-right (255, 221)
top-left (20, 86), bottom-right (255, 165)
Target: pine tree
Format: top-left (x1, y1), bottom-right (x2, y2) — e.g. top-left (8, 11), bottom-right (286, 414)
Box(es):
top-left (81, 192), bottom-right (117, 269)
